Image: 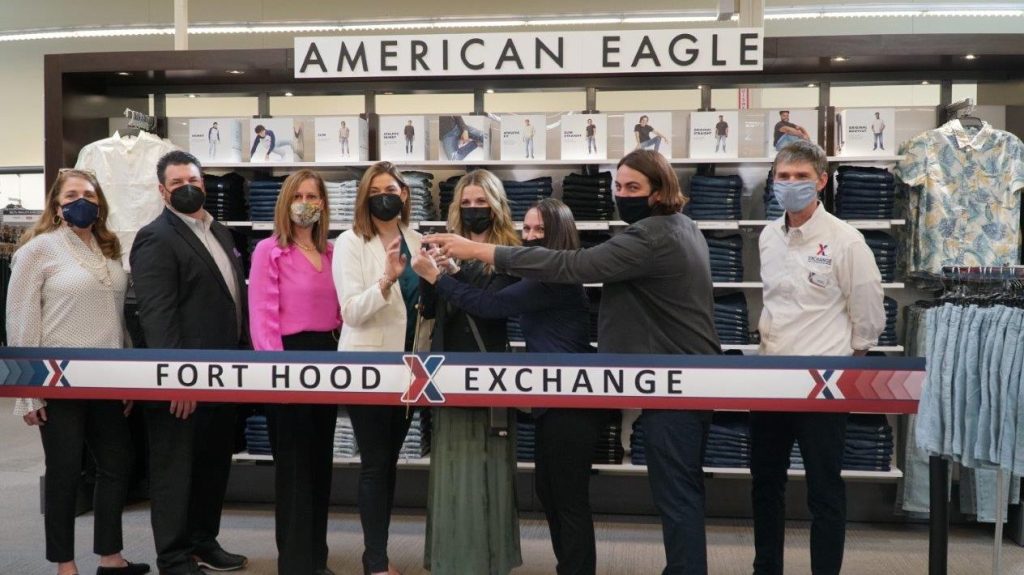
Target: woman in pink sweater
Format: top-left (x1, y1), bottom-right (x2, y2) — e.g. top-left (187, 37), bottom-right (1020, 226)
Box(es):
top-left (248, 169), bottom-right (342, 575)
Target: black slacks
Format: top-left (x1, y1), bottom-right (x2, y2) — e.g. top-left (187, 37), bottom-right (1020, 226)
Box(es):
top-left (145, 402), bottom-right (237, 575)
top-left (750, 412), bottom-right (848, 575)
top-left (642, 409), bottom-right (711, 575)
top-left (534, 409), bottom-right (611, 575)
top-left (39, 399), bottom-right (134, 563)
top-left (348, 405), bottom-right (413, 573)
top-left (268, 330), bottom-right (338, 575)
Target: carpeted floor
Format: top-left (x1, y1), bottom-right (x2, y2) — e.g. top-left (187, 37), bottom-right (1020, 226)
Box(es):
top-left (3, 398), bottom-right (1023, 574)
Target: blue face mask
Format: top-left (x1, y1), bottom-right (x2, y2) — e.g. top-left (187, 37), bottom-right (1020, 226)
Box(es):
top-left (773, 179), bottom-right (819, 213)
top-left (61, 197), bottom-right (100, 229)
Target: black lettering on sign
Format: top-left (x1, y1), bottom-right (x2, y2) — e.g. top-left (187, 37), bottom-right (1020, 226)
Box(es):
top-left (603, 36), bottom-right (621, 68)
top-left (496, 39), bottom-right (524, 70)
top-left (157, 363), bottom-right (169, 386)
top-left (272, 365), bottom-right (289, 389)
top-left (380, 40), bottom-right (399, 71)
top-left (667, 370), bottom-right (683, 395)
top-left (489, 367), bottom-right (508, 391)
top-left (536, 37), bottom-right (564, 68)
top-left (515, 368), bottom-right (533, 392)
top-left (339, 41), bottom-right (369, 72)
top-left (362, 367), bottom-right (381, 389)
top-left (543, 368), bottom-right (562, 393)
top-left (461, 38), bottom-right (485, 70)
top-left (300, 366), bottom-right (321, 389)
top-left (411, 40), bottom-right (430, 71)
top-left (740, 33), bottom-right (759, 66)
top-left (300, 42), bottom-right (328, 73)
top-left (631, 36), bottom-right (661, 68)
top-left (465, 367), bottom-right (480, 391)
top-left (669, 34), bottom-right (698, 66)
top-left (208, 364), bottom-right (224, 387)
top-left (231, 364), bottom-right (248, 388)
top-left (330, 366), bottom-right (352, 389)
top-left (603, 369), bottom-right (624, 393)
top-left (635, 369), bottom-right (656, 394)
top-left (711, 34), bottom-right (726, 66)
top-left (179, 364), bottom-right (198, 388)
top-left (573, 370), bottom-right (594, 393)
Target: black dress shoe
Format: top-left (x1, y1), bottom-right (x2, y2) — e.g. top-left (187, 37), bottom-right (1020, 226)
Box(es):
top-left (192, 548), bottom-right (248, 572)
top-left (97, 561), bottom-right (151, 575)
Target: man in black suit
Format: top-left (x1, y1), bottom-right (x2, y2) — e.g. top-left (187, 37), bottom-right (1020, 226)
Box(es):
top-left (130, 150), bottom-right (249, 575)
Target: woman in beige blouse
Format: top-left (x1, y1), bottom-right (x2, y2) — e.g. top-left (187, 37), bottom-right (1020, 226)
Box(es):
top-left (7, 169), bottom-right (148, 575)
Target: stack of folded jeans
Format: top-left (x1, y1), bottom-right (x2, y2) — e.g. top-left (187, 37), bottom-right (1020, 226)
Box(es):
top-left (593, 416), bottom-right (625, 464)
top-left (763, 170), bottom-right (785, 220)
top-left (685, 175), bottom-right (743, 220)
top-left (704, 412), bottom-right (751, 468)
top-left (334, 409), bottom-right (359, 458)
top-left (835, 166), bottom-right (897, 220)
top-left (789, 414), bottom-right (893, 471)
top-left (862, 231), bottom-right (898, 283)
top-left (705, 234), bottom-right (744, 283)
top-left (714, 293), bottom-right (751, 345)
top-left (586, 287), bottom-right (601, 343)
top-left (245, 414), bottom-right (272, 456)
top-left (326, 179), bottom-right (359, 225)
top-left (880, 297), bottom-right (898, 346)
top-left (203, 172), bottom-right (248, 222)
top-left (403, 171), bottom-right (437, 222)
top-left (579, 231), bottom-right (612, 249)
top-left (562, 172), bottom-right (615, 222)
top-left (629, 417), bottom-right (647, 465)
top-left (506, 317), bottom-right (524, 344)
top-left (399, 409), bottom-right (431, 459)
top-left (438, 176), bottom-right (459, 220)
top-left (517, 411), bottom-right (536, 462)
top-left (503, 177), bottom-right (554, 220)
top-left (249, 177), bottom-right (286, 222)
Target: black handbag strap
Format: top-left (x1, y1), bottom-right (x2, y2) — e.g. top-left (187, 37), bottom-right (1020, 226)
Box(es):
top-left (465, 315), bottom-right (510, 437)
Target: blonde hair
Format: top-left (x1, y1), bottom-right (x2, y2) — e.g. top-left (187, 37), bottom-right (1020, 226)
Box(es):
top-left (352, 162), bottom-right (411, 241)
top-left (19, 169), bottom-right (121, 260)
top-left (447, 170), bottom-right (520, 272)
top-left (272, 169), bottom-right (330, 252)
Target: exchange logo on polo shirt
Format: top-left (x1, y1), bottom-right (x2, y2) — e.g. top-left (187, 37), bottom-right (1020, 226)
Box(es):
top-left (808, 243), bottom-right (832, 266)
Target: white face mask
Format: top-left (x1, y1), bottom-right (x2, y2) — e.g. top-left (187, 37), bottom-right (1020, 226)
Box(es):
top-left (773, 180), bottom-right (819, 212)
top-left (289, 202), bottom-right (322, 228)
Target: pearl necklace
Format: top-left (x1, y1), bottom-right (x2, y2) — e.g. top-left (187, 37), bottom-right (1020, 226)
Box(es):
top-left (62, 227), bottom-right (113, 287)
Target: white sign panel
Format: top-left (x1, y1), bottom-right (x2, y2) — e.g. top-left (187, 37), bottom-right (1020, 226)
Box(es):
top-left (689, 111), bottom-right (739, 159)
top-left (295, 29), bottom-right (764, 78)
top-left (838, 108), bottom-right (897, 157)
top-left (315, 116), bottom-right (368, 161)
top-left (624, 112), bottom-right (673, 159)
top-left (189, 118), bottom-right (243, 163)
top-left (766, 109), bottom-right (818, 158)
top-left (501, 114), bottom-right (547, 160)
top-left (561, 114), bottom-right (607, 160)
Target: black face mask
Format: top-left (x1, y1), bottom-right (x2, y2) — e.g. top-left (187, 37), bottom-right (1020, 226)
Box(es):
top-left (461, 207), bottom-right (492, 234)
top-left (615, 195), bottom-right (653, 224)
top-left (169, 184), bottom-right (206, 214)
top-left (521, 238), bottom-right (545, 248)
top-left (368, 193), bottom-right (404, 221)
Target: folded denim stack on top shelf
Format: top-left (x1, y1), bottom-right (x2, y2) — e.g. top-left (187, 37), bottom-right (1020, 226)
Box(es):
top-left (705, 234), bottom-right (744, 283)
top-left (334, 409), bottom-right (359, 458)
top-left (248, 177), bottom-right (286, 222)
top-left (504, 177), bottom-right (554, 220)
top-left (403, 171), bottom-right (438, 222)
top-left (714, 292), bottom-right (751, 345)
top-left (704, 412), bottom-right (752, 468)
top-left (763, 170), bottom-right (785, 220)
top-left (517, 411), bottom-right (536, 462)
top-left (685, 175), bottom-right (743, 221)
top-left (438, 176), bottom-right (459, 220)
top-left (788, 414), bottom-right (894, 472)
top-left (862, 231), bottom-right (899, 283)
top-left (203, 172), bottom-right (248, 222)
top-left (880, 297), bottom-right (898, 346)
top-left (593, 416), bottom-right (625, 465)
top-left (399, 409), bottom-right (431, 459)
top-left (562, 172), bottom-right (615, 222)
top-left (835, 166), bottom-right (897, 220)
top-left (245, 413), bottom-right (272, 456)
top-left (326, 179), bottom-right (359, 226)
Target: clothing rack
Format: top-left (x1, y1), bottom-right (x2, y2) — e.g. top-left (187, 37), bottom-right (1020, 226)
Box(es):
top-left (928, 265), bottom-right (1024, 575)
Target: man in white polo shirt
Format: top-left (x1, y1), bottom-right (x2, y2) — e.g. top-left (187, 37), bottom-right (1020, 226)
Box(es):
top-left (751, 140), bottom-right (884, 575)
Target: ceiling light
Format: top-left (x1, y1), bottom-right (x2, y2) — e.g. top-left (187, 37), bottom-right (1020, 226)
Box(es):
top-left (284, 92), bottom-right (294, 97)
top-left (622, 15), bottom-right (719, 23)
top-left (527, 17), bottom-right (623, 26)
top-left (921, 80), bottom-right (931, 85)
top-left (227, 69), bottom-right (244, 75)
top-left (187, 94), bottom-right (197, 98)
top-left (116, 71), bottom-right (132, 76)
top-left (832, 56), bottom-right (848, 62)
top-left (964, 54), bottom-right (978, 60)
top-left (807, 83), bottom-right (817, 88)
top-left (486, 89), bottom-right (495, 94)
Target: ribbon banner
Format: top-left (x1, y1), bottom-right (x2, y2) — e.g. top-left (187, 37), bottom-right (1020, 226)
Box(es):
top-left (0, 348), bottom-right (923, 413)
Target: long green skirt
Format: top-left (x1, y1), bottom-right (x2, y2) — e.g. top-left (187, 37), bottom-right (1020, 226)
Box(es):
top-left (424, 407), bottom-right (522, 574)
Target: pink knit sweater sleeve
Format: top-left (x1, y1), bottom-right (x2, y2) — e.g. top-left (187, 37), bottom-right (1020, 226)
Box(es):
top-left (247, 237), bottom-right (284, 351)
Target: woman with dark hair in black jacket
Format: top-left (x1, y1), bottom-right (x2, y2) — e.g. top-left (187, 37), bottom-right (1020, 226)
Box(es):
top-left (413, 198), bottom-right (613, 575)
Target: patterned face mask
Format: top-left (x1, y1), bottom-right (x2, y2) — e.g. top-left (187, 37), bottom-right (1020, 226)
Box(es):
top-left (289, 202), bottom-right (322, 228)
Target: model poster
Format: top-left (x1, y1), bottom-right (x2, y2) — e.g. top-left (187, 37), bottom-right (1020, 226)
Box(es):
top-left (560, 113), bottom-right (607, 160)
top-left (379, 116), bottom-right (428, 161)
top-left (501, 114), bottom-right (546, 160)
top-left (315, 116), bottom-right (368, 161)
top-left (624, 112), bottom-right (673, 159)
top-left (189, 118), bottom-right (242, 163)
top-left (438, 115), bottom-right (493, 161)
top-left (838, 108), bottom-right (896, 157)
top-left (766, 109), bottom-right (818, 158)
top-left (249, 118), bottom-right (302, 163)
top-left (689, 111), bottom-right (739, 159)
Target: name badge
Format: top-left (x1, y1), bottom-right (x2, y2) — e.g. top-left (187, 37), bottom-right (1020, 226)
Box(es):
top-left (808, 272), bottom-right (831, 288)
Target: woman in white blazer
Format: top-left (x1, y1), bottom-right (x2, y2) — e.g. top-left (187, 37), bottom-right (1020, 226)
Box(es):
top-left (332, 161), bottom-right (421, 575)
